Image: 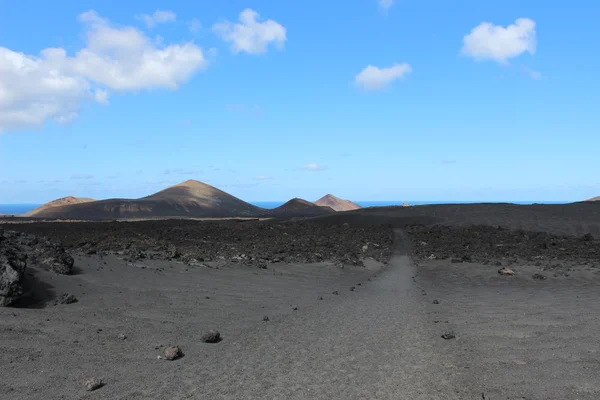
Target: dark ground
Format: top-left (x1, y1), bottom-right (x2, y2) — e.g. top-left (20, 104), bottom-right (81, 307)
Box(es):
top-left (1, 203), bottom-right (600, 399)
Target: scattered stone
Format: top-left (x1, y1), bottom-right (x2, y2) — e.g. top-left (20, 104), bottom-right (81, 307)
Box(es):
top-left (332, 291), bottom-right (339, 295)
top-left (350, 286), bottom-right (355, 291)
top-left (263, 316), bottom-right (269, 322)
top-left (163, 346), bottom-right (183, 361)
top-left (84, 378), bottom-right (104, 391)
top-left (56, 293), bottom-right (78, 305)
top-left (205, 296), bottom-right (211, 299)
top-left (433, 299), bottom-right (440, 305)
top-left (318, 296), bottom-right (323, 300)
top-left (532, 273), bottom-right (547, 281)
top-left (441, 331), bottom-right (456, 340)
top-left (118, 333), bottom-right (127, 340)
top-left (201, 330), bottom-right (222, 343)
top-left (292, 306), bottom-right (298, 311)
top-left (498, 268), bottom-right (514, 276)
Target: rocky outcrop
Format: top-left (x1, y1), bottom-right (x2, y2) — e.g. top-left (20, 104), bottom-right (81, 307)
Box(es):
top-left (0, 230), bottom-right (28, 306)
top-left (30, 239), bottom-right (74, 274)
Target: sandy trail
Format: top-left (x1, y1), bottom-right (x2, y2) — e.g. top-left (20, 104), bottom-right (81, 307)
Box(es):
top-left (188, 230), bottom-right (458, 399)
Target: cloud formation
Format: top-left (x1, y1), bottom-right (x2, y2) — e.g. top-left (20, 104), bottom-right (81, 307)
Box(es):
top-left (136, 10), bottom-right (177, 28)
top-left (462, 18), bottom-right (537, 64)
top-left (0, 10), bottom-right (207, 133)
top-left (354, 63), bottom-right (412, 91)
top-left (379, 0), bottom-right (395, 10)
top-left (302, 163), bottom-right (327, 171)
top-left (213, 9), bottom-right (286, 55)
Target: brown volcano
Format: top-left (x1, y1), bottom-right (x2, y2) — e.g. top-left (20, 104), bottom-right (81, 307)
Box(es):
top-left (314, 194), bottom-right (361, 212)
top-left (270, 198), bottom-right (335, 217)
top-left (585, 196), bottom-right (600, 202)
top-left (25, 180), bottom-right (263, 220)
top-left (24, 196), bottom-right (95, 217)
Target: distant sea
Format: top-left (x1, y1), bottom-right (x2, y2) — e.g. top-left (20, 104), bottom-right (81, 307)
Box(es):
top-left (0, 201), bottom-right (572, 215)
top-left (250, 201), bottom-right (571, 209)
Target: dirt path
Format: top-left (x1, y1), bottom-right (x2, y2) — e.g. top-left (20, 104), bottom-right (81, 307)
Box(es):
top-left (182, 230), bottom-right (462, 399)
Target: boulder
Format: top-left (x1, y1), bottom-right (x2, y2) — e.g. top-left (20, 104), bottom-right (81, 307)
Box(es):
top-left (0, 236), bottom-right (28, 306)
top-left (32, 241), bottom-right (74, 274)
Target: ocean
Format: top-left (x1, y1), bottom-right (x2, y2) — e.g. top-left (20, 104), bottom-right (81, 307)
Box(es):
top-left (0, 201), bottom-right (572, 215)
top-left (251, 201), bottom-right (571, 209)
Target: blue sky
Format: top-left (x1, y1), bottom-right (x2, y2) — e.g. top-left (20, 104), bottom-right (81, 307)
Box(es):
top-left (1, 0), bottom-right (599, 203)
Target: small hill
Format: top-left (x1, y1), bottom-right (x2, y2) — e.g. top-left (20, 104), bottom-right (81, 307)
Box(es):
top-left (585, 196), bottom-right (600, 202)
top-left (24, 196), bottom-right (95, 217)
top-left (26, 180), bottom-right (263, 219)
top-left (270, 198), bottom-right (335, 217)
top-left (315, 194), bottom-right (361, 212)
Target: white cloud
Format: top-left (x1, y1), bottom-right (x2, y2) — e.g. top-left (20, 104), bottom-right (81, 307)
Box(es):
top-left (0, 10), bottom-right (207, 133)
top-left (354, 63), bottom-right (412, 91)
top-left (213, 9), bottom-right (286, 55)
top-left (189, 18), bottom-right (202, 33)
top-left (136, 10), bottom-right (177, 29)
top-left (73, 11), bottom-right (206, 91)
top-left (302, 163), bottom-right (327, 171)
top-left (379, 0), bottom-right (394, 10)
top-left (0, 47), bottom-right (99, 133)
top-left (462, 18), bottom-right (537, 64)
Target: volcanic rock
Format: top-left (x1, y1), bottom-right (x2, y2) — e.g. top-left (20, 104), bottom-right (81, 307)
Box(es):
top-left (84, 378), bottom-right (104, 391)
top-left (0, 235), bottom-right (28, 306)
top-left (201, 330), bottom-right (222, 343)
top-left (163, 346), bottom-right (183, 361)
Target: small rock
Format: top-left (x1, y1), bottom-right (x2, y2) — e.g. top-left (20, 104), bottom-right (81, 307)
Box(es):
top-left (84, 378), bottom-right (104, 391)
top-left (201, 330), bottom-right (222, 343)
top-left (433, 299), bottom-right (440, 305)
top-left (332, 291), bottom-right (339, 295)
top-left (350, 286), bottom-right (355, 291)
top-left (292, 306), bottom-right (298, 311)
top-left (441, 331), bottom-right (456, 340)
top-left (318, 296), bottom-right (323, 300)
top-left (532, 273), bottom-right (547, 281)
top-left (163, 346), bottom-right (183, 361)
top-left (498, 268), bottom-right (514, 276)
top-left (263, 316), bottom-right (269, 321)
top-left (118, 333), bottom-right (127, 340)
top-left (57, 293), bottom-right (78, 305)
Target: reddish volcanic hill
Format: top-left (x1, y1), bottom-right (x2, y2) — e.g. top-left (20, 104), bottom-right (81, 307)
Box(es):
top-left (314, 194), bottom-right (361, 212)
top-left (25, 180), bottom-right (263, 219)
top-left (585, 196), bottom-right (600, 202)
top-left (270, 198), bottom-right (335, 217)
top-left (24, 196), bottom-right (95, 217)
